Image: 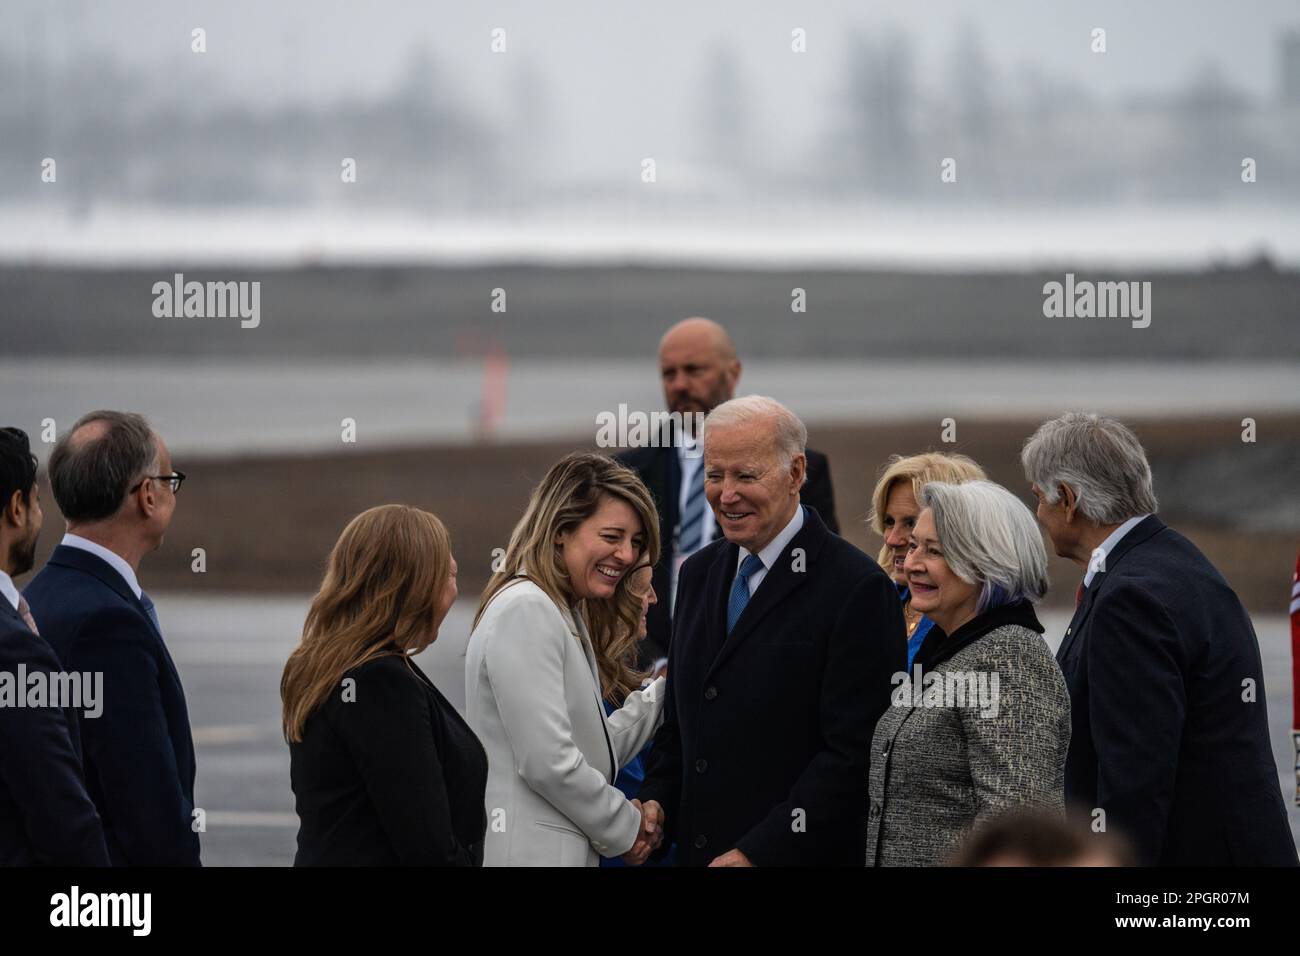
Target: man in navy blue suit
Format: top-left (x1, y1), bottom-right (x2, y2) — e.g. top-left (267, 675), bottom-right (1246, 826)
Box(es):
top-left (0, 426), bottom-right (109, 866)
top-left (1023, 412), bottom-right (1296, 866)
top-left (24, 411), bottom-right (200, 866)
top-left (637, 396), bottom-right (904, 866)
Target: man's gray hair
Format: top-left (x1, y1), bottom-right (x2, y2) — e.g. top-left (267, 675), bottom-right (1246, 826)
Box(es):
top-left (48, 410), bottom-right (159, 523)
top-left (921, 480), bottom-right (1050, 611)
top-left (1020, 412), bottom-right (1157, 524)
top-left (702, 395), bottom-right (807, 470)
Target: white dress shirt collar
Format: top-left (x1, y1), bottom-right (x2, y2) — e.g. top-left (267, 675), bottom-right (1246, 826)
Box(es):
top-left (0, 570), bottom-right (19, 612)
top-left (1083, 513), bottom-right (1151, 588)
top-left (61, 533), bottom-right (143, 599)
top-left (734, 503), bottom-right (806, 595)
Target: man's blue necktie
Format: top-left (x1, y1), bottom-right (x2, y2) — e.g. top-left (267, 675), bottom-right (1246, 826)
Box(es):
top-left (677, 458), bottom-right (707, 556)
top-left (726, 554), bottom-right (765, 634)
top-left (139, 591), bottom-right (161, 633)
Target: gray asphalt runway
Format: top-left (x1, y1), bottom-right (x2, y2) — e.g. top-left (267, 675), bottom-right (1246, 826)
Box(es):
top-left (161, 593), bottom-right (1300, 866)
top-left (7, 264), bottom-right (1300, 363)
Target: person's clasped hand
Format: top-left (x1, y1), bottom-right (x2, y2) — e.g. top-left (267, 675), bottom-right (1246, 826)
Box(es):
top-left (620, 799), bottom-right (665, 865)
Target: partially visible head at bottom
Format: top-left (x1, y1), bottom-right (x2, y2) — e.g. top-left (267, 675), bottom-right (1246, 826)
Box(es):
top-left (950, 806), bottom-right (1135, 867)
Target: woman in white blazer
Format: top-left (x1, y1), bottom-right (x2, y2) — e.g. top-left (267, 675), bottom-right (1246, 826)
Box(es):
top-left (466, 453), bottom-right (666, 867)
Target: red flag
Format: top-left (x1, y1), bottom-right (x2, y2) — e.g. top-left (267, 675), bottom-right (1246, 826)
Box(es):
top-left (477, 336), bottom-right (509, 439)
top-left (1291, 547), bottom-right (1300, 805)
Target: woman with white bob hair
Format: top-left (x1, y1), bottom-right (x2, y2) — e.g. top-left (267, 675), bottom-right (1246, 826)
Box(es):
top-left (865, 480), bottom-right (1071, 866)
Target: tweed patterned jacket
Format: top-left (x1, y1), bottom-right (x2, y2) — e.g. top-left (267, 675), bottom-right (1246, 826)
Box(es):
top-left (865, 601), bottom-right (1070, 866)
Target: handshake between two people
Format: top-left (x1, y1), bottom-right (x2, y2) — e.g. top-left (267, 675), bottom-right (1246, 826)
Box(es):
top-left (621, 799), bottom-right (665, 865)
top-left (619, 800), bottom-right (754, 866)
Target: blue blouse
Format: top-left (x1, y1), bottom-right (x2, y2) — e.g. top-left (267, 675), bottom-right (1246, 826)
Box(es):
top-left (898, 584), bottom-right (936, 669)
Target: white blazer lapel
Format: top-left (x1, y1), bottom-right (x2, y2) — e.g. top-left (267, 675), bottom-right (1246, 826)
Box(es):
top-left (568, 606), bottom-right (618, 781)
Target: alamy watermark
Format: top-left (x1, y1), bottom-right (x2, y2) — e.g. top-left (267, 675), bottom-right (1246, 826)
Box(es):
top-left (152, 273), bottom-right (260, 328)
top-left (890, 666), bottom-right (1001, 718)
top-left (595, 404), bottom-right (705, 455)
top-left (1042, 273), bottom-right (1151, 328)
top-left (50, 886), bottom-right (150, 936)
top-left (0, 666), bottom-right (102, 718)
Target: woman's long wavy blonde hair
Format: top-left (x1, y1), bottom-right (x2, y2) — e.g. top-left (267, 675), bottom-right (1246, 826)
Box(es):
top-left (281, 504), bottom-right (452, 743)
top-left (474, 452), bottom-right (660, 703)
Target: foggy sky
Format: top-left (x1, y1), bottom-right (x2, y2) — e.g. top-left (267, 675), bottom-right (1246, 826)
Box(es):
top-left (5, 0), bottom-right (1298, 183)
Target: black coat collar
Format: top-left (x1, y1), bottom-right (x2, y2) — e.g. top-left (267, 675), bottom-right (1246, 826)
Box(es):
top-left (915, 600), bottom-right (1043, 670)
top-left (0, 596), bottom-right (26, 631)
top-left (1057, 514), bottom-right (1165, 661)
top-left (1095, 514), bottom-right (1165, 574)
top-left (701, 504), bottom-right (830, 674)
top-left (48, 544), bottom-right (140, 608)
top-left (46, 544), bottom-right (161, 639)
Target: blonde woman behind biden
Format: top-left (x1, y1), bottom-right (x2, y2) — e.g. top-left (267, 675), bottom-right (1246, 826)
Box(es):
top-left (868, 452), bottom-right (987, 668)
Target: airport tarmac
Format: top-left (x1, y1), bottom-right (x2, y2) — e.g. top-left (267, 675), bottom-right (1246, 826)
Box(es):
top-left (158, 593), bottom-right (1300, 866)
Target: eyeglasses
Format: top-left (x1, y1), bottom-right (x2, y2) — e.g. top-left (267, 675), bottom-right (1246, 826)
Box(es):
top-left (131, 470), bottom-right (186, 494)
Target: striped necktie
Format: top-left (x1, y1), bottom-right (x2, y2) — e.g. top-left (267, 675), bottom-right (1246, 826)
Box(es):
top-left (140, 591), bottom-right (162, 633)
top-left (16, 595), bottom-right (39, 635)
top-left (677, 457), bottom-right (707, 556)
top-left (726, 554), bottom-right (765, 634)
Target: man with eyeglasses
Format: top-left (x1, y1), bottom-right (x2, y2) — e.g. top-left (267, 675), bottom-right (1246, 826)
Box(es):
top-left (24, 410), bottom-right (200, 866)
